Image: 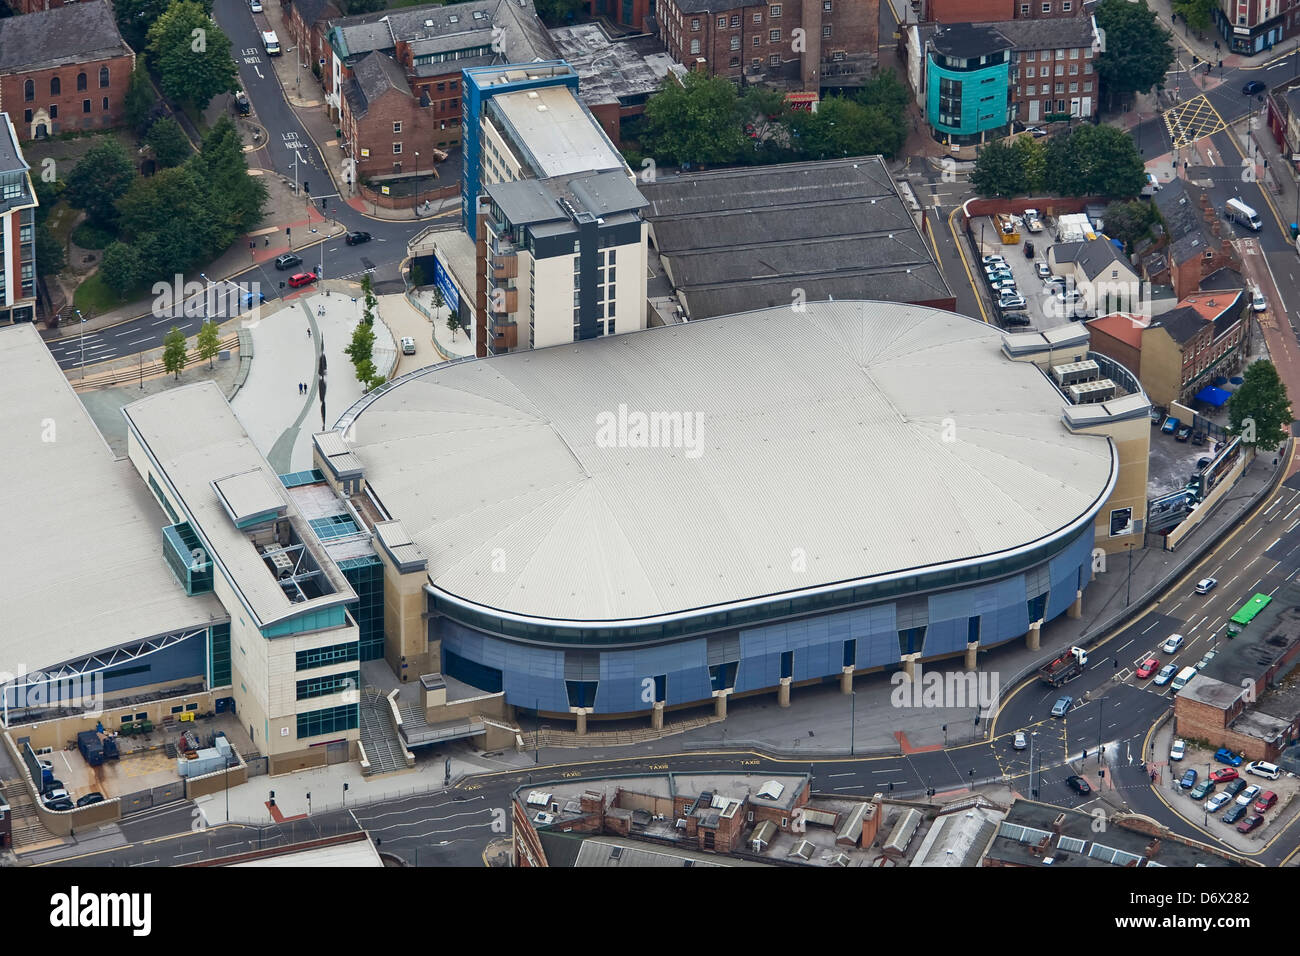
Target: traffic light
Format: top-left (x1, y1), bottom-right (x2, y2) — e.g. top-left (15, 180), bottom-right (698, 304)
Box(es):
top-left (303, 180), bottom-right (310, 194)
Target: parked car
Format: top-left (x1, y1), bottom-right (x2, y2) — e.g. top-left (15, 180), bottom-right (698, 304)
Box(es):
top-left (75, 792), bottom-right (104, 807)
top-left (1223, 777), bottom-right (1248, 798)
top-left (400, 336), bottom-right (416, 355)
top-left (345, 231), bottom-right (372, 246)
top-left (1154, 664), bottom-right (1178, 686)
top-left (1162, 634), bottom-right (1185, 654)
top-left (1136, 658), bottom-right (1159, 679)
top-left (1050, 695), bottom-right (1073, 717)
top-left (1176, 424), bottom-right (1193, 442)
top-left (1245, 760), bottom-right (1282, 780)
top-left (42, 786), bottom-right (68, 802)
top-left (1170, 738), bottom-right (1186, 760)
top-left (1209, 768), bottom-right (1239, 783)
top-left (1161, 416), bottom-right (1180, 435)
top-left (1013, 732), bottom-right (1027, 750)
top-left (249, 0), bottom-right (263, 10)
top-left (998, 293), bottom-right (1027, 309)
top-left (1001, 311), bottom-right (1032, 327)
top-left (1149, 407), bottom-right (1163, 425)
top-left (1066, 775), bottom-right (1092, 795)
top-left (1237, 813), bottom-right (1264, 833)
top-left (1254, 790), bottom-right (1277, 813)
top-left (1252, 289), bottom-right (1267, 312)
top-left (1179, 769), bottom-right (1198, 790)
top-left (982, 254), bottom-right (1006, 265)
top-left (1205, 791), bottom-right (1232, 813)
top-left (1195, 577), bottom-right (1217, 594)
top-left (1023, 240), bottom-right (1036, 258)
top-left (288, 272), bottom-right (317, 289)
top-left (1196, 458), bottom-right (1213, 472)
top-left (274, 253), bottom-right (303, 271)
top-left (1236, 784), bottom-right (1262, 806)
top-left (1191, 432), bottom-right (1207, 446)
top-left (1243, 80), bottom-right (1266, 95)
top-left (1036, 262), bottom-right (1052, 279)
top-left (1215, 748), bottom-right (1244, 767)
top-left (1189, 778), bottom-right (1215, 800)
top-left (44, 797), bottom-right (74, 811)
top-left (1222, 802), bottom-right (1248, 824)
top-left (234, 90), bottom-right (251, 115)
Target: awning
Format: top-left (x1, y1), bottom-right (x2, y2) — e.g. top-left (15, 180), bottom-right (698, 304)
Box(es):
top-left (1196, 386), bottom-right (1231, 407)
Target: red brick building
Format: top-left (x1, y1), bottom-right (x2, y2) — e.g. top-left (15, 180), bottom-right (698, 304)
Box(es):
top-left (657, 0), bottom-right (878, 92)
top-left (926, 0), bottom-right (1094, 23)
top-left (0, 1), bottom-right (136, 142)
top-left (585, 0), bottom-right (656, 32)
top-left (285, 0), bottom-right (341, 87)
top-left (1147, 179), bottom-right (1241, 299)
top-left (15, 0), bottom-right (66, 11)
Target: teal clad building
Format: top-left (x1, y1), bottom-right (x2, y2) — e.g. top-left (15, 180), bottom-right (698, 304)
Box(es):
top-left (925, 24), bottom-right (1012, 146)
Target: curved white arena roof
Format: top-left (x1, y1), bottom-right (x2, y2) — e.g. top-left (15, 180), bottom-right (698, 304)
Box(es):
top-left (347, 302), bottom-right (1115, 622)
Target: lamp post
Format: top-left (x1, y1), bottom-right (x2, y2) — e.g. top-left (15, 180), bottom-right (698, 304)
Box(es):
top-left (76, 308), bottom-right (85, 379)
top-left (849, 689), bottom-right (856, 757)
top-left (1030, 730), bottom-right (1038, 799)
top-left (343, 781), bottom-right (348, 808)
top-left (1097, 696), bottom-right (1105, 767)
top-left (199, 272), bottom-right (209, 326)
top-left (415, 150), bottom-right (420, 216)
top-left (1126, 541), bottom-right (1134, 606)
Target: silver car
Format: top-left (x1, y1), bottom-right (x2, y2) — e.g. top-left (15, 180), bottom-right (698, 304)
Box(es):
top-left (1013, 732), bottom-right (1027, 750)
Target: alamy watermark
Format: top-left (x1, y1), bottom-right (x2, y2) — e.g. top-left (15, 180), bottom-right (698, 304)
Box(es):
top-left (890, 667), bottom-right (1001, 719)
top-left (0, 665), bottom-right (104, 718)
top-left (595, 404), bottom-right (705, 459)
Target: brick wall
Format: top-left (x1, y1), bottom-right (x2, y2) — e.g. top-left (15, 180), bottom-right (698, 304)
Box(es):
top-left (4, 54), bottom-right (135, 142)
top-left (345, 71), bottom-right (463, 180)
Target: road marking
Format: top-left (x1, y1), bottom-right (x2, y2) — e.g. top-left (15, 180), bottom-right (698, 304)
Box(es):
top-left (1228, 547), bottom-right (1242, 560)
top-left (1141, 620), bottom-right (1160, 634)
top-left (1269, 538), bottom-right (1281, 550)
top-left (1249, 577), bottom-right (1262, 592)
top-left (1168, 601), bottom-right (1183, 614)
top-left (1116, 638), bottom-right (1135, 653)
top-left (833, 784), bottom-right (865, 791)
top-left (828, 772), bottom-right (855, 778)
top-left (1248, 526), bottom-right (1265, 541)
top-left (1288, 567), bottom-right (1299, 581)
top-left (1268, 584), bottom-right (1280, 596)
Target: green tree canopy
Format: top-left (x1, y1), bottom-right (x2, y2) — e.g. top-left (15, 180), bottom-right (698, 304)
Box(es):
top-left (641, 72), bottom-right (748, 168)
top-left (1228, 360), bottom-right (1292, 452)
top-left (100, 241), bottom-right (143, 300)
top-left (146, 116), bottom-right (192, 168)
top-left (35, 222), bottom-right (66, 276)
top-left (125, 62), bottom-right (159, 134)
top-left (1172, 0), bottom-right (1216, 31)
top-left (116, 0), bottom-right (212, 50)
top-left (197, 318), bottom-right (221, 367)
top-left (1096, 0), bottom-right (1176, 108)
top-left (1013, 135), bottom-right (1046, 195)
top-left (190, 116), bottom-right (268, 234)
top-left (64, 139), bottom-right (136, 227)
top-left (971, 139), bottom-right (1026, 198)
top-left (146, 0), bottom-right (238, 110)
top-left (116, 165), bottom-right (232, 279)
top-left (162, 325), bottom-right (188, 379)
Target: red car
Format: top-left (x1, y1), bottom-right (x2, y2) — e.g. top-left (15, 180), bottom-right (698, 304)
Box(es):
top-left (1236, 814), bottom-right (1264, 833)
top-left (288, 272), bottom-right (317, 289)
top-left (1136, 658), bottom-right (1159, 679)
top-left (1254, 790), bottom-right (1277, 813)
top-left (1209, 768), bottom-right (1239, 784)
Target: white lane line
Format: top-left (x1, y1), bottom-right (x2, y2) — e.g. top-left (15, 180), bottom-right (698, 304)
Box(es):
top-left (1269, 538), bottom-right (1281, 550)
top-left (1289, 567), bottom-right (1300, 581)
top-left (1141, 620), bottom-right (1161, 634)
top-left (834, 784), bottom-right (865, 791)
top-left (1228, 547), bottom-right (1243, 560)
top-left (1248, 526), bottom-right (1264, 541)
top-left (1168, 602), bottom-right (1184, 614)
top-left (828, 772), bottom-right (855, 778)
top-left (1116, 638), bottom-right (1135, 653)
top-left (1249, 578), bottom-right (1263, 592)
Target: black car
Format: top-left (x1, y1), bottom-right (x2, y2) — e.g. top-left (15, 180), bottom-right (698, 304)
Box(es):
top-left (345, 231), bottom-right (372, 245)
top-left (1066, 775), bottom-right (1092, 795)
top-left (1191, 432), bottom-right (1207, 446)
top-left (75, 792), bottom-right (104, 807)
top-left (1176, 424), bottom-right (1192, 442)
top-left (234, 90), bottom-right (251, 116)
top-left (1224, 776), bottom-right (1248, 798)
top-left (1222, 802), bottom-right (1249, 824)
top-left (44, 797), bottom-right (74, 811)
top-left (1001, 311), bottom-right (1031, 327)
top-left (274, 253), bottom-right (303, 271)
top-left (1023, 240), bottom-right (1035, 258)
top-left (1243, 80), bottom-right (1266, 95)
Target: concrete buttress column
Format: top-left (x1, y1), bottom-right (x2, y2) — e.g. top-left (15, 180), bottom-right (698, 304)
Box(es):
top-left (1067, 589), bottom-right (1083, 619)
top-left (1026, 620), bottom-right (1041, 651)
top-left (651, 700), bottom-right (664, 730)
top-left (964, 642), bottom-right (978, 670)
top-left (778, 677), bottom-right (792, 708)
top-left (841, 667), bottom-right (854, 693)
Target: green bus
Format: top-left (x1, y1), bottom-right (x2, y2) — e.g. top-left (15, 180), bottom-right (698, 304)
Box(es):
top-left (1227, 593), bottom-right (1273, 637)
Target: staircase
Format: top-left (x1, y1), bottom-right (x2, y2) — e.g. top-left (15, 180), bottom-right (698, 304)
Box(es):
top-left (2, 782), bottom-right (55, 851)
top-left (358, 689), bottom-right (406, 776)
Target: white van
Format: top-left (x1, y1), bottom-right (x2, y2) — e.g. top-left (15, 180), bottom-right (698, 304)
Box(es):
top-left (1225, 197), bottom-right (1262, 231)
top-left (261, 30), bottom-right (281, 56)
top-left (1170, 665), bottom-right (1197, 691)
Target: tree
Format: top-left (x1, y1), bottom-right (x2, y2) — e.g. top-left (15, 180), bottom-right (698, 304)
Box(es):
top-left (1228, 360), bottom-right (1292, 452)
top-left (197, 318), bottom-right (221, 367)
top-left (99, 241), bottom-right (144, 300)
top-left (1096, 0), bottom-right (1176, 109)
top-left (190, 117), bottom-right (267, 235)
top-left (641, 72), bottom-right (748, 167)
top-left (124, 62), bottom-right (158, 133)
top-left (146, 0), bottom-right (238, 110)
top-left (1102, 199), bottom-right (1160, 248)
top-left (33, 177), bottom-right (65, 226)
top-left (115, 0), bottom-right (211, 50)
top-left (971, 139), bottom-right (1025, 198)
top-left (162, 325), bottom-right (188, 379)
top-left (857, 70), bottom-right (911, 117)
top-left (1172, 0), bottom-right (1215, 31)
top-left (1012, 136), bottom-right (1046, 195)
top-left (409, 262), bottom-right (425, 288)
top-left (117, 166), bottom-right (232, 279)
top-left (1073, 124), bottom-right (1146, 197)
top-left (146, 117), bottom-right (192, 168)
top-left (64, 139), bottom-right (136, 227)
top-left (346, 319), bottom-right (376, 374)
top-left (35, 223), bottom-right (66, 276)
top-left (361, 273), bottom-right (377, 326)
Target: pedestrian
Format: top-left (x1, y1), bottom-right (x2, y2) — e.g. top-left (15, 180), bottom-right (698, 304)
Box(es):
top-left (307, 327), bottom-right (312, 338)
top-left (264, 237), bottom-right (269, 247)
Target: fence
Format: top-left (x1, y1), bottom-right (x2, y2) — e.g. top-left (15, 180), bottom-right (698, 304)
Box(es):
top-left (119, 780), bottom-right (186, 817)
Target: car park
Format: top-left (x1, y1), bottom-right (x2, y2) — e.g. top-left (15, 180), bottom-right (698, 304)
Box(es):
top-left (1235, 784), bottom-right (1261, 806)
top-left (1161, 416), bottom-right (1179, 434)
top-left (1245, 760), bottom-right (1282, 780)
top-left (76, 792), bottom-right (104, 807)
top-left (345, 231), bottom-right (372, 245)
top-left (1066, 775), bottom-right (1092, 795)
top-left (1013, 732), bottom-right (1027, 750)
top-left (982, 254), bottom-right (1006, 265)
top-left (1189, 778), bottom-right (1214, 800)
top-left (1195, 577), bottom-right (1217, 594)
top-left (1205, 792), bottom-right (1231, 813)
top-left (1154, 664), bottom-right (1178, 686)
top-left (274, 254), bottom-right (303, 271)
top-left (288, 272), bottom-right (317, 289)
top-left (1236, 813), bottom-right (1264, 833)
top-left (1223, 777), bottom-right (1248, 798)
top-left (1036, 262), bottom-right (1052, 279)
top-left (1176, 424), bottom-right (1192, 442)
top-left (1254, 790), bottom-right (1277, 813)
top-left (1161, 634), bottom-right (1184, 654)
top-left (1222, 802), bottom-right (1248, 824)
top-left (400, 336), bottom-right (416, 355)
top-left (1243, 80), bottom-right (1265, 94)
top-left (1179, 769), bottom-right (1198, 789)
top-left (1170, 738), bottom-right (1186, 760)
top-left (1001, 311), bottom-right (1032, 326)
top-left (1136, 658), bottom-right (1159, 678)
top-left (1209, 768), bottom-right (1238, 784)
top-left (1215, 748), bottom-right (1244, 767)
top-left (1050, 695), bottom-right (1073, 717)
top-left (44, 797), bottom-right (74, 811)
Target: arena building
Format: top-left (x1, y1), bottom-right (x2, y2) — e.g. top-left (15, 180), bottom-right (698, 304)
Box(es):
top-left (331, 302), bottom-right (1147, 725)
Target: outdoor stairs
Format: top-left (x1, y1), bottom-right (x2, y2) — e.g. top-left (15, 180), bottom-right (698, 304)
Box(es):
top-left (2, 781), bottom-right (56, 851)
top-left (358, 688), bottom-right (406, 776)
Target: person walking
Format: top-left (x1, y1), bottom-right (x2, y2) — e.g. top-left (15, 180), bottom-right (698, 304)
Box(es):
top-left (307, 326), bottom-right (312, 338)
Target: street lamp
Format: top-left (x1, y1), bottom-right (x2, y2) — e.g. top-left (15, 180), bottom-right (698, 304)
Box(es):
top-left (1097, 696), bottom-right (1105, 767)
top-left (415, 151), bottom-right (420, 216)
top-left (1126, 541), bottom-right (1134, 606)
top-left (849, 689), bottom-right (856, 757)
top-left (76, 308), bottom-right (85, 379)
top-left (343, 781), bottom-right (349, 808)
top-left (199, 272), bottom-right (209, 326)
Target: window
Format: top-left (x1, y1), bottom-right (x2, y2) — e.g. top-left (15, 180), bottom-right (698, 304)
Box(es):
top-left (832, 50), bottom-right (845, 60)
top-left (1056, 48), bottom-right (1065, 59)
top-left (1042, 1), bottom-right (1050, 9)
top-left (754, 35), bottom-right (761, 46)
top-left (770, 28), bottom-right (781, 40)
top-left (769, 53), bottom-right (781, 65)
top-left (1025, 66), bottom-right (1034, 77)
top-left (822, 24), bottom-right (831, 36)
top-left (1069, 48), bottom-right (1079, 58)
top-left (393, 121), bottom-right (401, 133)
top-left (1026, 85), bottom-right (1036, 95)
top-left (691, 16), bottom-right (699, 28)
top-left (730, 55), bottom-right (740, 65)
top-left (296, 641), bottom-right (359, 670)
top-left (50, 77), bottom-right (60, 96)
top-left (690, 38), bottom-right (700, 54)
top-left (49, 105), bottom-right (57, 119)
top-left (731, 36), bottom-right (740, 49)
top-left (752, 57), bottom-right (761, 67)
top-left (1026, 50), bottom-right (1036, 60)
top-left (1057, 99), bottom-right (1065, 111)
top-left (1056, 64), bottom-right (1064, 75)
top-left (102, 96), bottom-right (109, 111)
top-left (1055, 83), bottom-right (1064, 93)
top-left (1069, 81), bottom-right (1078, 92)
top-left (82, 99), bottom-right (90, 113)
top-left (718, 15), bottom-right (726, 26)
top-left (95, 66), bottom-right (109, 89)
top-left (393, 142), bottom-right (402, 154)
top-left (23, 79), bottom-right (33, 102)
top-left (1020, 2), bottom-right (1029, 12)
top-left (753, 11), bottom-right (761, 20)
top-left (23, 109), bottom-right (31, 123)
top-left (1085, 62), bottom-right (1092, 74)
top-left (1069, 63), bottom-right (1078, 74)
top-left (731, 14), bottom-right (739, 24)
top-left (770, 3), bottom-right (781, 15)
top-left (77, 72), bottom-right (87, 91)
top-left (1063, 0), bottom-right (1071, 8)
top-left (1084, 81), bottom-right (1092, 91)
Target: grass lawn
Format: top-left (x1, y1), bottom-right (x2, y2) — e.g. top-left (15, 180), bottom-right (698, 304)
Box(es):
top-left (73, 272), bottom-right (143, 315)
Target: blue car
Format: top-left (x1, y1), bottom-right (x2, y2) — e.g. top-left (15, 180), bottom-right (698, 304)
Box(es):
top-left (1180, 769), bottom-right (1198, 789)
top-left (1161, 416), bottom-right (1180, 435)
top-left (1214, 748), bottom-right (1244, 767)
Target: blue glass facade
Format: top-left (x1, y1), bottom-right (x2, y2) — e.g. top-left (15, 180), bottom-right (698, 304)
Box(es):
top-left (437, 526), bottom-right (1095, 715)
top-left (926, 51), bottom-right (1011, 145)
